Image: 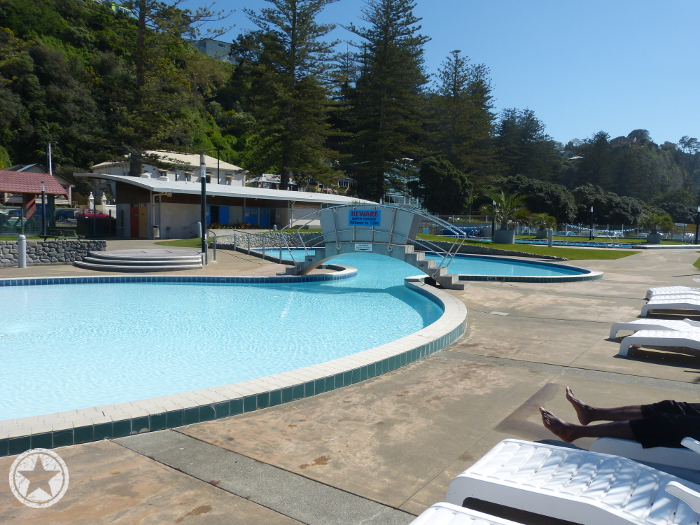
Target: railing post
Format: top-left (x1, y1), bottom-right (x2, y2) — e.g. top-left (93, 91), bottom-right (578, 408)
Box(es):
top-left (247, 234), bottom-right (250, 255)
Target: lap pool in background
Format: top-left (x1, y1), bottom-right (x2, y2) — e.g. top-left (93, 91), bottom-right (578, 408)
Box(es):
top-left (258, 249), bottom-right (589, 277)
top-left (0, 253), bottom-right (442, 421)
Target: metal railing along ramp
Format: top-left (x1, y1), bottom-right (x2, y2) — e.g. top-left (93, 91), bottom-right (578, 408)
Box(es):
top-left (279, 204), bottom-right (469, 290)
top-left (74, 249), bottom-right (203, 272)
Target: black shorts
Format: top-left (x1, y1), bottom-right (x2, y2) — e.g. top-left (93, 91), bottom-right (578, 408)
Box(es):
top-left (629, 400), bottom-right (700, 448)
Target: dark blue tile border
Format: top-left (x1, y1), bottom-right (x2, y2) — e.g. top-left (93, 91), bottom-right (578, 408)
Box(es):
top-left (0, 270), bottom-right (358, 288)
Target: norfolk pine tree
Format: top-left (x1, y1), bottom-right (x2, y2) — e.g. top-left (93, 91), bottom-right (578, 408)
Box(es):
top-left (430, 50), bottom-right (496, 187)
top-left (345, 0), bottom-right (429, 202)
top-left (111, 1), bottom-right (230, 176)
top-left (240, 0), bottom-right (341, 190)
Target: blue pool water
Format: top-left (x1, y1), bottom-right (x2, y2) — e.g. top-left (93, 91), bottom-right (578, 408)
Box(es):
top-left (0, 254), bottom-right (441, 421)
top-left (260, 249), bottom-right (586, 277)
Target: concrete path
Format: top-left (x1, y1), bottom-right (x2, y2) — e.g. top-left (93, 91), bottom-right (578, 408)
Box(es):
top-left (2, 244), bottom-right (700, 524)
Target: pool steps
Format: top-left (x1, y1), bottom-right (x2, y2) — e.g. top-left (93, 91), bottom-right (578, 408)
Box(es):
top-left (74, 250), bottom-right (203, 272)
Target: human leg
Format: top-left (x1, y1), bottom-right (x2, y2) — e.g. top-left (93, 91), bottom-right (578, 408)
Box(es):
top-left (565, 386), bottom-right (643, 424)
top-left (540, 407), bottom-right (635, 443)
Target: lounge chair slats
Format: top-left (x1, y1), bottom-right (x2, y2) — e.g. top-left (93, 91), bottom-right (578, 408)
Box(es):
top-left (609, 319), bottom-right (700, 339)
top-left (591, 437), bottom-right (700, 471)
top-left (647, 286), bottom-right (700, 299)
top-left (445, 439), bottom-right (700, 525)
top-left (641, 298), bottom-right (700, 317)
top-left (409, 502), bottom-right (524, 525)
top-left (619, 330), bottom-right (700, 356)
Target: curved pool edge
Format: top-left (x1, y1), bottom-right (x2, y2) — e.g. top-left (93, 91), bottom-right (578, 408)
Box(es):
top-left (446, 254), bottom-right (604, 283)
top-left (0, 274), bottom-right (467, 457)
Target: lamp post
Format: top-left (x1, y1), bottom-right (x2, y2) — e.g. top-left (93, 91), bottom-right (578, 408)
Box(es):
top-left (41, 181), bottom-right (47, 238)
top-left (695, 206), bottom-right (700, 245)
top-left (200, 153), bottom-right (207, 264)
top-left (214, 146), bottom-right (221, 184)
top-left (491, 200), bottom-right (496, 239)
top-left (589, 206), bottom-right (594, 240)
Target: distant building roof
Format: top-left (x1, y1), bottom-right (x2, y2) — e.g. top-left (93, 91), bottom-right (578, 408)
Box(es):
top-left (0, 171), bottom-right (69, 196)
top-left (74, 173), bottom-right (373, 206)
top-left (91, 151), bottom-right (245, 173)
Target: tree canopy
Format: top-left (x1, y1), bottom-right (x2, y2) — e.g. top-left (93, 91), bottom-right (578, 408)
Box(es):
top-left (408, 156), bottom-right (471, 214)
top-left (1, 0), bottom-right (699, 221)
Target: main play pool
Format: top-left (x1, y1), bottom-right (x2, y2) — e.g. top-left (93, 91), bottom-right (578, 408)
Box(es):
top-left (0, 254), bottom-right (444, 421)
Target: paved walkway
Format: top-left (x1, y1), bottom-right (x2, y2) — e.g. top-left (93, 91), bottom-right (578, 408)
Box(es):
top-left (1, 244), bottom-right (700, 524)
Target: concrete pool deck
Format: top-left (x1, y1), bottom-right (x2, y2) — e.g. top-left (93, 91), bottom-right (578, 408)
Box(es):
top-left (2, 244), bottom-right (700, 524)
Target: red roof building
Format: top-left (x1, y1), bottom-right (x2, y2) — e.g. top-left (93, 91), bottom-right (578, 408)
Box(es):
top-left (0, 170), bottom-right (68, 204)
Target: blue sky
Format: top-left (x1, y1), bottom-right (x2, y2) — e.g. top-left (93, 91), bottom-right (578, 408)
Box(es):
top-left (193, 0), bottom-right (700, 146)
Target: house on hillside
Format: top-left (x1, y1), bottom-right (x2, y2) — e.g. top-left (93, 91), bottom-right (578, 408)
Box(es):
top-left (77, 150), bottom-right (373, 239)
top-left (190, 38), bottom-right (236, 65)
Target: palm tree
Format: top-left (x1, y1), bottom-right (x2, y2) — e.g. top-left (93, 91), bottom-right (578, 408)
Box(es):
top-left (480, 191), bottom-right (529, 230)
top-left (640, 212), bottom-right (673, 234)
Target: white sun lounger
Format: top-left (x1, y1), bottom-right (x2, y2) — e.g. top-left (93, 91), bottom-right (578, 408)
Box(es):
top-left (647, 286), bottom-right (700, 300)
top-left (591, 437), bottom-right (700, 472)
top-left (619, 330), bottom-right (700, 356)
top-left (409, 502), bottom-right (523, 525)
top-left (609, 318), bottom-right (700, 339)
top-left (445, 438), bottom-right (700, 524)
top-left (641, 297), bottom-right (700, 317)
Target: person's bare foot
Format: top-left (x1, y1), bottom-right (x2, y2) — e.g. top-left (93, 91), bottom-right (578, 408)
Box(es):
top-left (566, 386), bottom-right (594, 425)
top-left (540, 407), bottom-right (578, 443)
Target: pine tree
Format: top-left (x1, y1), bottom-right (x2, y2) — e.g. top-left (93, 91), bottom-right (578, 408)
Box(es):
top-left (495, 108), bottom-right (562, 183)
top-left (236, 0), bottom-right (340, 190)
top-left (345, 0), bottom-right (429, 202)
top-left (430, 50), bottom-right (496, 187)
top-left (111, 0), bottom-right (230, 176)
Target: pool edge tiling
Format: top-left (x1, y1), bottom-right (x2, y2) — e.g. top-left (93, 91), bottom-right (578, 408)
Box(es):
top-left (0, 275), bottom-right (467, 457)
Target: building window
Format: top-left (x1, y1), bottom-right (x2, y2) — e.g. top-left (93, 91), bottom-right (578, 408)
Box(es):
top-left (184, 172), bottom-right (192, 182)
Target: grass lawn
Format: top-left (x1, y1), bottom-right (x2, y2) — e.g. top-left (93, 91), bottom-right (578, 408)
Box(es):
top-left (694, 255), bottom-right (700, 270)
top-left (155, 233), bottom-right (638, 260)
top-left (416, 234), bottom-right (638, 260)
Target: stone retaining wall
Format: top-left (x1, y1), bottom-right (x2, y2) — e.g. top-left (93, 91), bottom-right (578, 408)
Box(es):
top-left (0, 240), bottom-right (106, 267)
top-left (217, 231), bottom-right (323, 249)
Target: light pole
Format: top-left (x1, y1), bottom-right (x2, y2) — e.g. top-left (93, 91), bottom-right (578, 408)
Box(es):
top-left (41, 181), bottom-right (47, 238)
top-left (695, 206), bottom-right (700, 245)
top-left (200, 153), bottom-right (207, 264)
top-left (491, 200), bottom-right (496, 240)
top-left (214, 146), bottom-right (221, 184)
top-left (589, 206), bottom-right (594, 240)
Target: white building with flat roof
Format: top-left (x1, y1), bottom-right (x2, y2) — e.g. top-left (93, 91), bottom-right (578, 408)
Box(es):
top-left (77, 151), bottom-right (373, 239)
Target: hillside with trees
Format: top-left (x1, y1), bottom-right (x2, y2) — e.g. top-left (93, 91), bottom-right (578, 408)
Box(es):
top-left (1, 0), bottom-right (699, 224)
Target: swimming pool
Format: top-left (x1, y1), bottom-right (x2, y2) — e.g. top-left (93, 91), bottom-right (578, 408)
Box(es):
top-left (257, 249), bottom-right (595, 278)
top-left (0, 254), bottom-right (443, 422)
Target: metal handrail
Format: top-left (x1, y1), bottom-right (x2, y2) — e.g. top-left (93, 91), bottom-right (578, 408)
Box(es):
top-left (279, 203), bottom-right (470, 270)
